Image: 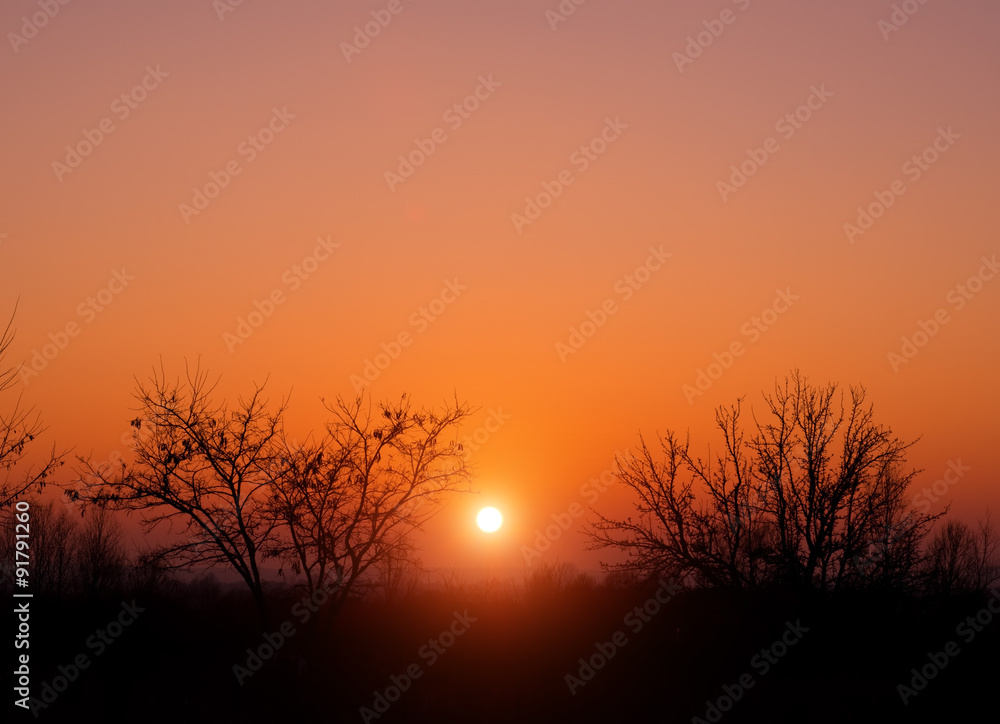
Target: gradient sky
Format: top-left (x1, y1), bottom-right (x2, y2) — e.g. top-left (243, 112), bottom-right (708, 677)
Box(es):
top-left (2, 0), bottom-right (999, 576)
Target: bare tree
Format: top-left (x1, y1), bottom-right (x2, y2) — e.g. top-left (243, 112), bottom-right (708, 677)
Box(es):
top-left (0, 500), bottom-right (78, 597)
top-left (267, 393), bottom-right (474, 610)
top-left (76, 506), bottom-right (129, 599)
top-left (972, 513), bottom-right (1000, 590)
top-left (925, 514), bottom-right (1000, 596)
top-left (127, 543), bottom-right (173, 599)
top-left (0, 306), bottom-right (66, 506)
top-left (73, 362), bottom-right (285, 629)
top-left (523, 561), bottom-right (595, 601)
top-left (34, 503), bottom-right (80, 597)
top-left (265, 433), bottom-right (351, 595)
top-left (373, 537), bottom-right (424, 604)
top-left (587, 371), bottom-right (940, 592)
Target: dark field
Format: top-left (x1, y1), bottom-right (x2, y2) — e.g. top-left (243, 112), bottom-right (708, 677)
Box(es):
top-left (14, 574), bottom-right (999, 723)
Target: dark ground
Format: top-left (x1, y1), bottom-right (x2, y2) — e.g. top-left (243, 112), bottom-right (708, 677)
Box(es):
top-left (10, 578), bottom-right (999, 723)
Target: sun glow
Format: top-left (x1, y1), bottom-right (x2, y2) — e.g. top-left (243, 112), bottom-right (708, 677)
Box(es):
top-left (476, 507), bottom-right (503, 533)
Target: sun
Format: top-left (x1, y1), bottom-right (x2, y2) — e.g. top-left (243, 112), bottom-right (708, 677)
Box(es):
top-left (476, 507), bottom-right (503, 533)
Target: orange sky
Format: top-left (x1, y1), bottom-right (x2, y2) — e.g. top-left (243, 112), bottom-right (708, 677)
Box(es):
top-left (2, 0), bottom-right (999, 576)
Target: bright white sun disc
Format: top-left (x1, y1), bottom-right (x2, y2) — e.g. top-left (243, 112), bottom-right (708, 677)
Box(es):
top-left (477, 507), bottom-right (503, 533)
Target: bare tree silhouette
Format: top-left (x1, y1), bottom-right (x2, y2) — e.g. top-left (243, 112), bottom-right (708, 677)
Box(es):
top-left (523, 561), bottom-right (596, 602)
top-left (0, 499), bottom-right (129, 601)
top-left (372, 538), bottom-right (424, 604)
top-left (76, 506), bottom-right (129, 599)
top-left (0, 305), bottom-right (66, 506)
top-left (73, 362), bottom-right (284, 630)
top-left (925, 513), bottom-right (1000, 596)
top-left (0, 500), bottom-right (77, 597)
top-left (587, 371), bottom-right (941, 592)
top-left (267, 393), bottom-right (474, 610)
